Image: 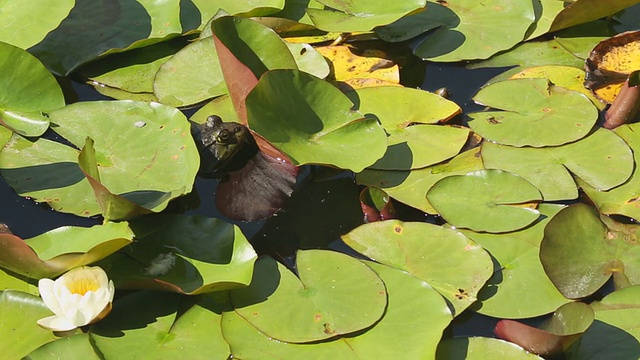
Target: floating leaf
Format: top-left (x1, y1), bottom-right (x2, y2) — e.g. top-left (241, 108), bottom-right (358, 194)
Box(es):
top-left (230, 250), bottom-right (386, 343)
top-left (549, 0), bottom-right (640, 33)
top-left (285, 42), bottom-right (330, 79)
top-left (540, 203), bottom-right (640, 299)
top-left (482, 128), bottom-right (634, 201)
top-left (462, 204), bottom-right (570, 319)
top-left (0, 291), bottom-right (58, 359)
top-left (191, 0), bottom-right (284, 22)
top-left (246, 69), bottom-right (387, 172)
top-left (90, 291), bottom-right (231, 359)
top-left (26, 334), bottom-right (101, 360)
top-left (0, 42), bottom-right (63, 136)
top-left (345, 86), bottom-right (466, 170)
top-left (468, 78), bottom-right (598, 147)
top-left (0, 101), bottom-right (199, 217)
top-left (436, 337), bottom-right (544, 359)
top-left (359, 187), bottom-right (396, 223)
top-left (0, 0), bottom-right (74, 49)
top-left (468, 38), bottom-right (587, 69)
top-left (356, 147), bottom-right (484, 214)
top-left (427, 169), bottom-right (542, 233)
top-left (342, 220), bottom-right (493, 315)
top-left (102, 214), bottom-right (256, 294)
top-left (580, 123), bottom-right (640, 220)
top-left (377, 0), bottom-right (535, 62)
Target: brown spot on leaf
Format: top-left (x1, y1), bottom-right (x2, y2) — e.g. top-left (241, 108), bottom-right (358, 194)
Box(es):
top-left (393, 225), bottom-right (403, 233)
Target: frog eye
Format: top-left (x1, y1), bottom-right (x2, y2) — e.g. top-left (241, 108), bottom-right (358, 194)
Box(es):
top-left (217, 129), bottom-right (231, 143)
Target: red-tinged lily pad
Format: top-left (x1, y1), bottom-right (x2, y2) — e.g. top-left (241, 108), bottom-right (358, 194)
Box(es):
top-left (540, 203), bottom-right (640, 299)
top-left (230, 250), bottom-right (387, 343)
top-left (0, 222), bottom-right (133, 279)
top-left (0, 42), bottom-right (64, 137)
top-left (468, 78), bottom-right (598, 147)
top-left (246, 69), bottom-right (387, 172)
top-left (100, 214), bottom-right (257, 295)
top-left (427, 169), bottom-right (542, 233)
top-left (345, 86), bottom-right (466, 170)
top-left (0, 100), bottom-right (199, 217)
top-left (359, 187), bottom-right (396, 223)
top-left (494, 302), bottom-right (594, 357)
top-left (342, 220), bottom-right (493, 315)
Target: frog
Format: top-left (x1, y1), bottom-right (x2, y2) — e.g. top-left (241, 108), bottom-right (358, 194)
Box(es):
top-left (191, 115), bottom-right (259, 178)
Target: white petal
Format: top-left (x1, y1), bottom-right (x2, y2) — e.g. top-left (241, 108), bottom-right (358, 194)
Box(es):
top-left (36, 315), bottom-right (78, 332)
top-left (38, 278), bottom-right (63, 316)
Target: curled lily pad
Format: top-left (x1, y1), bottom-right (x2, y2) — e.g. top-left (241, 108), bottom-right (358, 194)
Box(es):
top-left (0, 42), bottom-right (63, 136)
top-left (468, 78), bottom-right (598, 147)
top-left (482, 128), bottom-right (634, 201)
top-left (427, 169), bottom-right (542, 233)
top-left (0, 101), bottom-right (199, 217)
top-left (307, 0), bottom-right (426, 32)
top-left (356, 147), bottom-right (484, 214)
top-left (345, 86), bottom-right (466, 170)
top-left (462, 204), bottom-right (570, 319)
top-left (540, 203), bottom-right (640, 299)
top-left (230, 250), bottom-right (387, 343)
top-left (101, 214), bottom-right (257, 295)
top-left (342, 220), bottom-right (493, 315)
top-left (0, 222), bottom-right (133, 279)
top-left (246, 69), bottom-right (387, 172)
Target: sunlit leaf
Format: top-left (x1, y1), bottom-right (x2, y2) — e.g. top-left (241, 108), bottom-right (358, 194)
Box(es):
top-left (342, 220), bottom-right (493, 315)
top-left (230, 250), bottom-right (386, 342)
top-left (0, 0), bottom-right (74, 49)
top-left (482, 128), bottom-right (634, 201)
top-left (246, 69), bottom-right (387, 172)
top-left (436, 337), bottom-right (544, 359)
top-left (549, 0), bottom-right (640, 33)
top-left (468, 78), bottom-right (598, 147)
top-left (285, 42), bottom-right (330, 79)
top-left (427, 169), bottom-right (542, 233)
top-left (27, 334), bottom-right (101, 360)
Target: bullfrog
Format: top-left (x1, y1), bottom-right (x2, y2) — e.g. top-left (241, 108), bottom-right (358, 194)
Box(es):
top-left (191, 115), bottom-right (259, 178)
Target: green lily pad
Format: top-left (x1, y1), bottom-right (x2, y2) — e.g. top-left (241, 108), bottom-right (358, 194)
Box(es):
top-left (285, 42), bottom-right (330, 79)
top-left (191, 95), bottom-right (239, 124)
top-left (540, 204), bottom-right (640, 299)
top-left (0, 291), bottom-right (58, 359)
top-left (0, 0), bottom-right (74, 49)
top-left (0, 267), bottom-right (38, 295)
top-left (27, 334), bottom-right (101, 360)
top-left (356, 147), bottom-right (484, 214)
top-left (307, 0), bottom-right (426, 32)
top-left (468, 78), bottom-right (598, 147)
top-left (467, 38), bottom-right (586, 69)
top-left (0, 101), bottom-right (199, 217)
top-left (462, 204), bottom-right (570, 319)
top-left (0, 222), bottom-right (133, 279)
top-left (154, 36), bottom-right (227, 107)
top-left (102, 214), bottom-right (257, 295)
top-left (342, 220), bottom-right (493, 315)
top-left (427, 169), bottom-right (542, 233)
top-left (345, 86), bottom-right (466, 170)
top-left (579, 124), bottom-right (640, 221)
top-left (90, 291), bottom-right (231, 359)
top-left (482, 128), bottom-right (634, 201)
top-left (246, 69), bottom-right (387, 172)
top-left (0, 42), bottom-right (64, 136)
top-left (377, 0), bottom-right (535, 62)
top-left (230, 250), bottom-right (386, 343)
top-left (549, 0), bottom-right (640, 33)
top-left (437, 337), bottom-right (544, 359)
top-left (222, 261), bottom-right (451, 359)
top-left (191, 0), bottom-right (284, 23)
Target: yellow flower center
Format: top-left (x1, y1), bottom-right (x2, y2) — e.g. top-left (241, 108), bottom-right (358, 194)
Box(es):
top-left (67, 277), bottom-right (100, 295)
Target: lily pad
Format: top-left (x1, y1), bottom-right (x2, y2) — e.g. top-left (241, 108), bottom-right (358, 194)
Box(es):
top-left (90, 291), bottom-right (230, 359)
top-left (285, 42), bottom-right (330, 79)
top-left (0, 42), bottom-right (64, 136)
top-left (467, 38), bottom-right (587, 69)
top-left (342, 220), bottom-right (493, 315)
top-left (482, 128), bottom-right (634, 201)
top-left (436, 337), bottom-right (544, 360)
top-left (356, 147), bottom-right (484, 214)
top-left (580, 124), bottom-right (640, 220)
top-left (377, 0), bottom-right (535, 62)
top-left (0, 0), bottom-right (74, 49)
top-left (230, 250), bottom-right (387, 343)
top-left (314, 45), bottom-right (400, 88)
top-left (345, 86), bottom-right (466, 170)
top-left (540, 203), bottom-right (640, 299)
top-left (101, 214), bottom-right (257, 294)
top-left (0, 291), bottom-right (58, 359)
top-left (0, 101), bottom-right (199, 217)
top-left (307, 0), bottom-right (426, 32)
top-left (468, 78), bottom-right (598, 147)
top-left (26, 334), bottom-right (101, 360)
top-left (427, 169), bottom-right (542, 233)
top-left (462, 204), bottom-right (570, 319)
top-left (0, 222), bottom-right (133, 279)
top-left (246, 69), bottom-right (387, 172)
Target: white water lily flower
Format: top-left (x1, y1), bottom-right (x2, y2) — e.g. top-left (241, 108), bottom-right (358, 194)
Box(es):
top-left (37, 266), bottom-right (115, 331)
